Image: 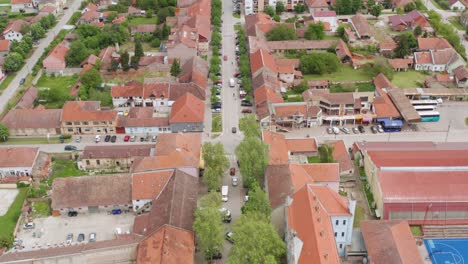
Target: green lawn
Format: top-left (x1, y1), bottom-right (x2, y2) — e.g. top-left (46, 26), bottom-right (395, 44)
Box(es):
top-left (449, 17), bottom-right (465, 31)
top-left (129, 17), bottom-right (158, 25)
top-left (212, 113), bottom-right (222, 132)
top-left (304, 66), bottom-right (373, 82)
top-left (33, 201), bottom-right (50, 217)
top-left (0, 73), bottom-right (17, 92)
top-left (0, 137), bottom-right (70, 145)
top-left (308, 156), bottom-right (321, 163)
top-left (36, 75), bottom-right (78, 108)
top-left (465, 117), bottom-right (468, 126)
top-left (330, 82), bottom-right (375, 93)
top-left (353, 205), bottom-right (365, 228)
top-left (410, 225), bottom-right (422, 237)
top-left (284, 95), bottom-right (304, 102)
top-left (392, 71), bottom-right (427, 88)
top-left (36, 75), bottom-right (78, 91)
top-left (0, 188), bottom-right (28, 245)
top-left (0, 0), bottom-right (10, 4)
top-left (46, 159), bottom-right (86, 185)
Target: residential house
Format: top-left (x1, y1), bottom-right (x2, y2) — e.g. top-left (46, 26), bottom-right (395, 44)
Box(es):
top-left (449, 0), bottom-right (465, 10)
top-left (132, 169), bottom-right (198, 233)
top-left (263, 131), bottom-right (319, 165)
top-left (266, 39), bottom-right (337, 54)
top-left (414, 48), bottom-right (465, 72)
top-left (130, 24), bottom-right (157, 36)
top-left (38, 4), bottom-right (58, 15)
top-left (99, 46), bottom-right (120, 71)
top-left (51, 174), bottom-right (132, 214)
top-left (307, 80), bottom-right (329, 89)
top-left (61, 101), bottom-right (118, 135)
top-left (379, 39), bottom-right (397, 57)
top-left (312, 11), bottom-right (338, 32)
top-left (15, 86), bottom-right (38, 109)
top-left (131, 133), bottom-right (202, 173)
top-left (128, 6), bottom-right (142, 15)
top-left (453, 65), bottom-right (468, 87)
top-left (302, 89), bottom-right (375, 125)
top-left (36, 0), bottom-right (65, 11)
top-left (166, 25), bottom-right (198, 62)
top-left (350, 14), bottom-right (372, 39)
top-left (81, 3), bottom-right (98, 13)
top-left (418, 37), bottom-right (452, 51)
top-left (169, 93), bottom-right (204, 133)
top-left (372, 74), bottom-right (401, 120)
top-left (2, 107), bottom-right (62, 136)
top-left (250, 48), bottom-right (301, 83)
top-left (424, 73), bottom-right (455, 88)
top-left (344, 27), bottom-right (357, 43)
top-left (326, 140), bottom-right (354, 175)
top-left (116, 107), bottom-right (171, 134)
top-left (42, 41), bottom-right (68, 74)
top-left (79, 145), bottom-right (154, 172)
top-left (137, 225), bottom-right (195, 264)
top-left (11, 0), bottom-right (37, 13)
top-left (79, 10), bottom-right (101, 25)
top-left (264, 102), bottom-right (323, 128)
top-left (181, 15), bottom-right (211, 54)
top-left (3, 20), bottom-right (28, 41)
top-left (335, 39), bottom-right (352, 64)
top-left (361, 220), bottom-right (424, 264)
top-left (286, 184), bottom-right (356, 261)
top-left (178, 56), bottom-right (209, 89)
top-left (388, 10), bottom-right (431, 32)
top-left (0, 147), bottom-right (39, 178)
top-left (305, 0), bottom-right (329, 12)
top-left (254, 86), bottom-right (284, 115)
top-left (0, 39), bottom-right (9, 56)
top-left (245, 13), bottom-right (278, 37)
top-left (388, 58), bottom-right (413, 71)
top-left (391, 0), bottom-right (414, 8)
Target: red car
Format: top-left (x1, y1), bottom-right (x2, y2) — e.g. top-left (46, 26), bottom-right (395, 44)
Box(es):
top-left (230, 168), bottom-right (235, 176)
top-left (124, 135), bottom-right (130, 142)
top-left (223, 55), bottom-right (228, 61)
top-left (241, 108), bottom-right (252, 113)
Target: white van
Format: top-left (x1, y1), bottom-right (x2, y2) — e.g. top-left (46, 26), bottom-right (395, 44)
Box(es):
top-left (221, 185), bottom-right (229, 202)
top-left (229, 78), bottom-right (235, 87)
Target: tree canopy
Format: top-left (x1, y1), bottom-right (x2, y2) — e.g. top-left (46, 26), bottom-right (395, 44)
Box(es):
top-left (304, 23), bottom-right (325, 40)
top-left (235, 137), bottom-right (269, 188)
top-left (266, 24), bottom-right (297, 41)
top-left (239, 114), bottom-right (261, 138)
top-left (193, 207), bottom-right (224, 260)
top-left (241, 183), bottom-right (272, 220)
top-left (202, 142), bottom-right (229, 191)
top-left (299, 53), bottom-right (340, 75)
top-left (0, 123), bottom-right (9, 142)
top-left (319, 145), bottom-right (335, 163)
top-left (4, 52), bottom-right (24, 72)
top-left (370, 4), bottom-right (383, 18)
top-left (170, 59), bottom-right (181, 77)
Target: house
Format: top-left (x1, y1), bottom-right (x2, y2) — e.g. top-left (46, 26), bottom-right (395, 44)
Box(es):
top-left (453, 65), bottom-right (468, 87)
top-left (0, 39), bottom-right (9, 56)
top-left (264, 102), bottom-right (323, 128)
top-left (379, 39), bottom-right (397, 57)
top-left (182, 15), bottom-right (211, 53)
top-left (388, 58), bottom-right (413, 71)
top-left (372, 74), bottom-right (401, 120)
top-left (344, 27), bottom-right (357, 43)
top-left (132, 169), bottom-right (198, 234)
top-left (79, 10), bottom-right (101, 24)
top-left (417, 37), bottom-right (452, 51)
top-left (414, 48), bottom-right (465, 72)
top-left (11, 0), bottom-right (37, 13)
top-left (0, 147), bottom-right (39, 178)
top-left (349, 14), bottom-right (372, 39)
top-left (424, 73), bottom-right (455, 88)
top-left (79, 144), bottom-right (154, 172)
top-left (128, 6), bottom-right (142, 15)
top-left (254, 86), bottom-right (284, 112)
top-left (38, 4), bottom-right (58, 15)
top-left (326, 140), bottom-right (354, 175)
top-left (388, 10), bottom-right (431, 32)
top-left (3, 20), bottom-right (28, 41)
top-left (61, 101), bottom-right (118, 135)
top-left (307, 80), bottom-right (329, 89)
top-left (245, 13), bottom-right (278, 37)
top-left (391, 0), bottom-right (414, 7)
top-left (42, 41), bottom-right (68, 73)
top-left (263, 131), bottom-right (319, 165)
top-left (178, 56), bottom-right (209, 89)
top-left (361, 220), bottom-right (424, 264)
top-left (169, 93), bottom-right (204, 133)
top-left (335, 39), bottom-right (352, 63)
top-left (82, 3), bottom-right (98, 13)
top-left (312, 11), bottom-right (338, 32)
top-left (449, 0), bottom-right (465, 10)
top-left (98, 46), bottom-right (120, 71)
top-left (250, 48), bottom-right (301, 83)
top-left (305, 0), bottom-right (329, 12)
top-left (286, 184), bottom-right (356, 261)
top-left (2, 107), bottom-right (62, 136)
top-left (51, 174), bottom-right (133, 215)
top-left (266, 40), bottom-right (337, 54)
top-left (130, 24), bottom-right (157, 36)
top-left (355, 142), bottom-right (468, 224)
top-left (166, 26), bottom-right (198, 62)
top-left (15, 87), bottom-right (38, 109)
top-left (137, 225), bottom-right (195, 264)
top-left (116, 107), bottom-right (171, 134)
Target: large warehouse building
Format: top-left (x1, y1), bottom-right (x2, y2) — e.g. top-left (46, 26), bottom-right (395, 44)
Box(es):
top-left (354, 142), bottom-right (468, 225)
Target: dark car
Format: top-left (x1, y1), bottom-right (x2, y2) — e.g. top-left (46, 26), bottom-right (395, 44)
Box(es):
top-left (110, 135), bottom-right (117, 143)
top-left (234, 72), bottom-right (242, 78)
top-left (139, 137), bottom-right (145, 142)
top-left (104, 135), bottom-right (111, 142)
top-left (370, 125), bottom-right (378, 134)
top-left (64, 145), bottom-right (77, 151)
top-left (232, 127), bottom-right (237, 133)
top-left (111, 209), bottom-right (122, 215)
top-left (241, 108), bottom-right (252, 113)
top-left (20, 78), bottom-right (26, 85)
top-left (77, 233), bottom-right (85, 242)
top-left (68, 211), bottom-right (78, 217)
top-left (225, 232), bottom-right (234, 243)
top-left (358, 125), bottom-right (365, 133)
top-left (211, 102), bottom-right (222, 109)
top-left (241, 100), bottom-right (252, 106)
top-left (206, 251), bottom-right (222, 260)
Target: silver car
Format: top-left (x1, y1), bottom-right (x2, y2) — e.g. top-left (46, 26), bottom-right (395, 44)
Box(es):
top-left (232, 177), bottom-right (238, 187)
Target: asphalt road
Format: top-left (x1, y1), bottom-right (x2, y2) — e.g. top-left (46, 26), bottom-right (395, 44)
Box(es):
top-left (0, 0), bottom-right (82, 113)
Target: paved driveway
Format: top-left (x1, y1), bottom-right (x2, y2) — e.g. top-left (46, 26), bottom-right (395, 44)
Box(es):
top-left (0, 189), bottom-right (19, 216)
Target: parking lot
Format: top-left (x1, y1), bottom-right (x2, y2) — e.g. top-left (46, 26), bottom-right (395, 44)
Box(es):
top-left (15, 212), bottom-right (134, 251)
top-left (0, 189), bottom-right (19, 216)
top-left (416, 102), bottom-right (468, 132)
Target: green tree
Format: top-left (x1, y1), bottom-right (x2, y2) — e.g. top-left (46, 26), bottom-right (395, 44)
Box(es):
top-left (383, 0), bottom-right (392, 8)
top-left (0, 123), bottom-right (9, 142)
top-left (30, 23), bottom-right (45, 41)
top-left (414, 25), bottom-right (422, 37)
top-left (352, 0), bottom-right (362, 13)
top-left (145, 9), bottom-right (153, 18)
top-left (170, 59), bottom-right (181, 77)
top-left (81, 67), bottom-right (102, 88)
top-left (266, 24), bottom-right (297, 41)
top-left (241, 183), bottom-right (271, 220)
top-left (394, 32), bottom-right (417, 58)
top-left (229, 214), bottom-right (286, 264)
top-left (121, 51), bottom-right (130, 71)
top-left (264, 6), bottom-right (276, 17)
top-left (319, 144), bottom-right (335, 163)
top-left (363, 56), bottom-right (394, 79)
top-left (202, 142), bottom-right (229, 190)
top-left (193, 207), bottom-right (224, 260)
top-left (404, 2), bottom-right (416, 12)
top-left (236, 137), bottom-right (269, 187)
top-left (65, 41), bottom-right (90, 66)
top-left (367, 0), bottom-right (375, 7)
top-left (134, 39), bottom-right (144, 58)
top-left (370, 4), bottom-right (383, 18)
top-left (275, 1), bottom-right (285, 14)
top-left (4, 52), bottom-right (24, 72)
top-left (239, 114), bottom-right (261, 138)
top-left (109, 60), bottom-right (119, 71)
top-left (130, 55), bottom-right (139, 69)
top-left (199, 192), bottom-right (222, 208)
top-left (294, 3), bottom-right (306, 12)
top-left (202, 166), bottom-right (222, 191)
top-left (304, 23), bottom-right (325, 40)
top-left (299, 53), bottom-right (340, 74)
top-left (273, 14), bottom-right (281, 22)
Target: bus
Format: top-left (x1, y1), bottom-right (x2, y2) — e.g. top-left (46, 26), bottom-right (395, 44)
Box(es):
top-left (379, 119), bottom-right (403, 132)
top-left (414, 105), bottom-right (437, 112)
top-left (419, 111), bottom-right (440, 122)
top-left (410, 100), bottom-right (440, 107)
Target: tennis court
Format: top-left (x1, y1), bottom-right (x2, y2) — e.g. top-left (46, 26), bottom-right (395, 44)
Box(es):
top-left (424, 238), bottom-right (468, 264)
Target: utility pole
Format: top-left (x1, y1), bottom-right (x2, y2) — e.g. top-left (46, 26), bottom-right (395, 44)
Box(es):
top-left (445, 120), bottom-right (452, 142)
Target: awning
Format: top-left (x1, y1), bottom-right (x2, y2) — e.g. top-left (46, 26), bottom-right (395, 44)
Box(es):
top-left (363, 116), bottom-right (373, 122)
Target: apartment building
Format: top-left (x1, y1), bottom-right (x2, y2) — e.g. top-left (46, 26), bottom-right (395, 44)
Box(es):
top-left (61, 101), bottom-right (118, 135)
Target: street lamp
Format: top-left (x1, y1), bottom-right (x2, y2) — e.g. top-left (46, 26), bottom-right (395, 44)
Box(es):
top-left (445, 120), bottom-right (452, 142)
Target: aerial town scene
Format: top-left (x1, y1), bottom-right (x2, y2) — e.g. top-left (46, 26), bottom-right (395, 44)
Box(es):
top-left (0, 0), bottom-right (467, 261)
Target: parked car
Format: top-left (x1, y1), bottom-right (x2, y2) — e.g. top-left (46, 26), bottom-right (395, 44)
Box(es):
top-left (212, 108), bottom-right (221, 113)
top-left (95, 135), bottom-right (101, 143)
top-left (370, 125), bottom-right (378, 134)
top-left (206, 251), bottom-right (222, 260)
top-left (66, 233), bottom-right (73, 243)
top-left (232, 177), bottom-right (238, 186)
top-left (68, 211), bottom-right (78, 217)
top-left (225, 231), bottom-right (234, 243)
top-left (241, 108), bottom-right (252, 113)
top-left (130, 135), bottom-right (136, 142)
top-left (64, 145), bottom-right (77, 151)
top-left (358, 125), bottom-right (365, 133)
top-left (212, 102), bottom-right (222, 109)
top-left (111, 209), bottom-right (122, 215)
top-left (230, 167), bottom-right (235, 176)
top-left (241, 100), bottom-right (252, 106)
top-left (20, 78), bottom-right (25, 85)
top-left (326, 127), bottom-right (333, 134)
top-left (377, 124), bottom-right (384, 133)
top-left (232, 127), bottom-right (237, 133)
top-left (352, 127), bottom-right (359, 134)
top-left (77, 233), bottom-right (85, 242)
top-left (89, 233), bottom-right (96, 242)
top-left (152, 135), bottom-right (157, 142)
top-left (223, 55), bottom-right (228, 61)
top-left (220, 208), bottom-right (232, 223)
top-left (234, 72), bottom-right (241, 78)
top-left (104, 135), bottom-right (111, 142)
top-left (110, 135), bottom-right (117, 143)
top-left (23, 222), bottom-right (35, 229)
top-left (332, 127), bottom-right (340, 134)
top-left (341, 127), bottom-right (350, 134)
top-left (139, 137), bottom-right (145, 142)
top-left (124, 135), bottom-right (130, 142)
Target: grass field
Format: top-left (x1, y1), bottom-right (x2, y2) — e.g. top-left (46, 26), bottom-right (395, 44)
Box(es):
top-left (410, 225), bottom-right (422, 237)
top-left (0, 73), bottom-right (17, 92)
top-left (36, 75), bottom-right (78, 91)
top-left (449, 17), bottom-right (465, 31)
top-left (304, 66), bottom-right (373, 82)
top-left (212, 113), bottom-right (222, 132)
top-left (33, 201), bottom-right (51, 217)
top-left (353, 205), bottom-right (365, 228)
top-left (330, 82), bottom-right (375, 93)
top-left (0, 0), bottom-right (10, 4)
top-left (0, 137), bottom-right (70, 145)
top-left (129, 17), bottom-right (158, 25)
top-left (46, 159), bottom-right (86, 185)
top-left (36, 75), bottom-right (78, 108)
top-left (308, 156), bottom-right (321, 163)
top-left (0, 188), bottom-right (28, 245)
top-left (392, 71), bottom-right (427, 88)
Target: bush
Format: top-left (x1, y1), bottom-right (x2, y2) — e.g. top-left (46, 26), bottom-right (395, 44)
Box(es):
top-left (299, 53), bottom-right (340, 74)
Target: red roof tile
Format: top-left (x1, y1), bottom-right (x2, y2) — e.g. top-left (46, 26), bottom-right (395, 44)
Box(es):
top-left (43, 41), bottom-right (68, 70)
top-left (61, 101), bottom-right (117, 122)
top-left (254, 86), bottom-right (284, 106)
top-left (262, 130), bottom-right (289, 165)
top-left (0, 147), bottom-right (39, 168)
top-left (132, 171), bottom-right (174, 200)
top-left (350, 14), bottom-right (371, 38)
top-left (328, 140), bottom-right (354, 173)
top-left (418, 37), bottom-right (452, 50)
top-left (0, 39), bottom-right (9, 52)
top-left (169, 93), bottom-right (204, 123)
top-left (368, 149), bottom-right (468, 167)
top-left (285, 138), bottom-right (318, 153)
top-left (250, 48), bottom-right (277, 75)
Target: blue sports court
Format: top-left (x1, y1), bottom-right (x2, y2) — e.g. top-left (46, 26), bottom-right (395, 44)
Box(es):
top-left (424, 238), bottom-right (468, 264)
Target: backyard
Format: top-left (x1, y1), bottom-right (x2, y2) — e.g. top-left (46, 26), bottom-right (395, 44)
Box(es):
top-left (0, 188), bottom-right (28, 246)
top-left (36, 75), bottom-right (78, 108)
top-left (304, 66), bottom-right (373, 82)
top-left (46, 158), bottom-right (86, 185)
top-left (33, 201), bottom-right (51, 217)
top-left (353, 205), bottom-right (365, 228)
top-left (330, 82), bottom-right (375, 93)
top-left (129, 17), bottom-right (158, 25)
top-left (392, 71), bottom-right (428, 88)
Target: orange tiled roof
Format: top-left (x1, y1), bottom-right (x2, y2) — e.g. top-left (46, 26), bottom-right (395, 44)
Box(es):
top-left (262, 130), bottom-right (289, 165)
top-left (295, 163), bottom-right (340, 183)
top-left (285, 138), bottom-right (318, 153)
top-left (132, 171), bottom-right (174, 200)
top-left (61, 101), bottom-right (117, 122)
top-left (0, 39), bottom-right (9, 52)
top-left (169, 93), bottom-right (204, 123)
top-left (418, 37), bottom-right (452, 50)
top-left (328, 140), bottom-right (354, 173)
top-left (254, 86), bottom-right (284, 106)
top-left (250, 48), bottom-right (277, 75)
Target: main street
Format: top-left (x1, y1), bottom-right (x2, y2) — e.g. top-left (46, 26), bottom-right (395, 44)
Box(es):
top-left (0, 0), bottom-right (82, 113)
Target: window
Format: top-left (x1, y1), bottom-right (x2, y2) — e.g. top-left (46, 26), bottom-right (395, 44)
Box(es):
top-left (160, 102), bottom-right (164, 105)
top-left (84, 128), bottom-right (91, 132)
top-left (339, 244), bottom-right (343, 249)
top-left (334, 232), bottom-right (337, 237)
top-left (86, 160), bottom-right (90, 165)
top-left (341, 232), bottom-right (344, 237)
top-left (101, 121), bottom-right (107, 125)
top-left (82, 122), bottom-right (89, 125)
top-left (335, 220), bottom-right (339, 225)
top-left (96, 160), bottom-right (100, 165)
top-left (93, 121), bottom-right (99, 125)
top-left (65, 122), bottom-right (72, 125)
top-left (73, 122), bottom-right (80, 125)
top-left (68, 128), bottom-right (74, 132)
top-left (343, 220), bottom-right (346, 225)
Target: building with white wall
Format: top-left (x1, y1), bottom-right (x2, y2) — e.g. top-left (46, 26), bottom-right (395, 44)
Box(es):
top-left (0, 147), bottom-right (39, 178)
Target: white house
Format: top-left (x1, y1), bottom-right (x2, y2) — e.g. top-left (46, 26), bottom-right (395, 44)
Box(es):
top-left (10, 0), bottom-right (37, 13)
top-left (449, 0), bottom-right (465, 10)
top-left (2, 20), bottom-right (27, 42)
top-left (245, 0), bottom-right (254, 15)
top-left (0, 147), bottom-right (39, 178)
top-left (414, 49), bottom-right (465, 72)
top-left (312, 10), bottom-right (338, 32)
